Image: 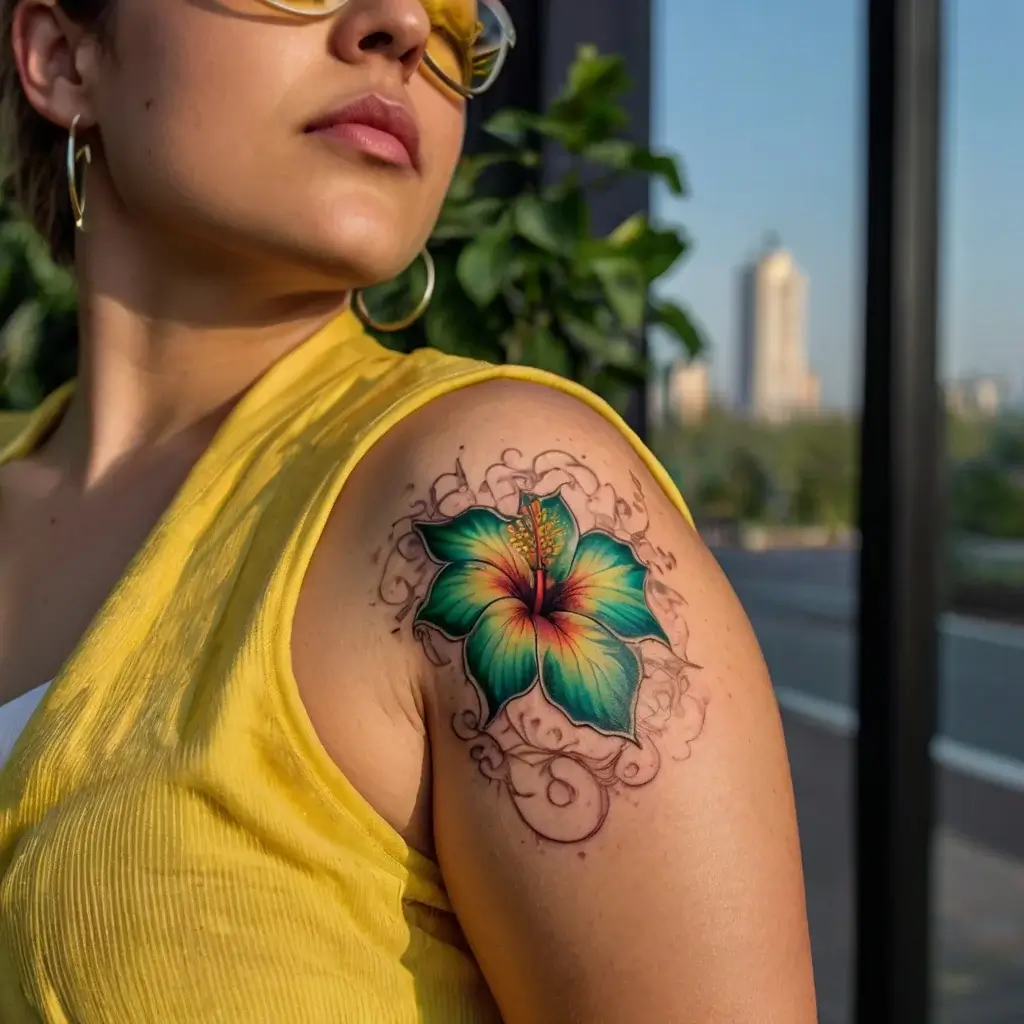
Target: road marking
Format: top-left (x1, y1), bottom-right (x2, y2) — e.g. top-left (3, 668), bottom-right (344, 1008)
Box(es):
top-left (736, 582), bottom-right (1024, 649)
top-left (944, 613), bottom-right (1024, 651)
top-left (775, 688), bottom-right (856, 736)
top-left (931, 738), bottom-right (1024, 793)
top-left (774, 686), bottom-right (1024, 793)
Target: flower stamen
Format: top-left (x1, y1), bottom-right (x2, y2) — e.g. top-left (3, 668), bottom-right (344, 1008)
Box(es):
top-left (506, 498), bottom-right (565, 572)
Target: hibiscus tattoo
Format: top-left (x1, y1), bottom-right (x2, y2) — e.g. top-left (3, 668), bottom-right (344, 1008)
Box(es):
top-left (376, 448), bottom-right (707, 844)
top-left (413, 490), bottom-right (669, 739)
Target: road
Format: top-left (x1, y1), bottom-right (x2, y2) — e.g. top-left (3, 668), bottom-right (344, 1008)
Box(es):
top-left (715, 546), bottom-right (1024, 784)
top-left (716, 547), bottom-right (1024, 1022)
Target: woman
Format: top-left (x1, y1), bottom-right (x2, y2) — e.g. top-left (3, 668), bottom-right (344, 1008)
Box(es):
top-left (0, 0), bottom-right (817, 1020)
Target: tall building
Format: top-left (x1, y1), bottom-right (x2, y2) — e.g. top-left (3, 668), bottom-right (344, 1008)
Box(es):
top-left (737, 245), bottom-right (820, 421)
top-left (667, 361), bottom-right (711, 423)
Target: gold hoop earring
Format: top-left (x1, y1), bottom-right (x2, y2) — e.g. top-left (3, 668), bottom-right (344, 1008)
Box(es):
top-left (66, 114), bottom-right (91, 230)
top-left (354, 248), bottom-right (436, 333)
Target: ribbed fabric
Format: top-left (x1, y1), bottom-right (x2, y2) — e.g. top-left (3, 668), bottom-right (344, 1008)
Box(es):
top-left (0, 312), bottom-right (693, 1022)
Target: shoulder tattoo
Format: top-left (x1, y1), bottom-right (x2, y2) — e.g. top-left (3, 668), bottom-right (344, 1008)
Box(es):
top-left (375, 447), bottom-right (707, 844)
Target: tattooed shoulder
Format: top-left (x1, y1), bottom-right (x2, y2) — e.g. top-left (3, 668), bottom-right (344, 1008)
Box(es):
top-left (375, 446), bottom-right (707, 844)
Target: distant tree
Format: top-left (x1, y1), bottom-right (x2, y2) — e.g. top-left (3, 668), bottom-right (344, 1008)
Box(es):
top-left (728, 447), bottom-right (773, 522)
top-left (654, 406), bottom-right (1024, 536)
top-left (788, 418), bottom-right (857, 526)
top-left (991, 417), bottom-right (1024, 467)
top-left (695, 473), bottom-right (737, 520)
top-left (950, 457), bottom-right (1024, 539)
top-left (652, 410), bottom-right (857, 527)
top-left (946, 411), bottom-right (997, 464)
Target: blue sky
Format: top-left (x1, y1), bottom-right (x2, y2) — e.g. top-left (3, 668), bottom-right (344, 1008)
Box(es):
top-left (652, 0), bottom-right (1024, 409)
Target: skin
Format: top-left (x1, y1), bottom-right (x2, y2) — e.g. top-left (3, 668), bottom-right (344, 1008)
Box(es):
top-left (0, 0), bottom-right (818, 1020)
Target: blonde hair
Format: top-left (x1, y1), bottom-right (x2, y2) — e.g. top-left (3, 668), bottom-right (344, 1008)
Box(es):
top-left (0, 0), bottom-right (112, 265)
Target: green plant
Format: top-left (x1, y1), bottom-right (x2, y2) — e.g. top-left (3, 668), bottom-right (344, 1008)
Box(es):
top-left (363, 44), bottom-right (705, 413)
top-left (0, 192), bottom-right (78, 409)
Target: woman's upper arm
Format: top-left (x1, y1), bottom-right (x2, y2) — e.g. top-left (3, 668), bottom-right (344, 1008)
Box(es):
top-left (373, 379), bottom-right (817, 1024)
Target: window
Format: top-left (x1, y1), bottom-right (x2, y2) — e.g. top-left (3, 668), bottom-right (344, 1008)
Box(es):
top-left (935, 2), bottom-right (1024, 1017)
top-left (651, 3), bottom-right (861, 1016)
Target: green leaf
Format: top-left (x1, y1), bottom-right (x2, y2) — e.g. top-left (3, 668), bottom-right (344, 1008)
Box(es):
top-left (423, 252), bottom-right (505, 360)
top-left (535, 48), bottom-right (633, 151)
top-left (0, 299), bottom-right (42, 371)
top-left (446, 151), bottom-right (525, 201)
top-left (513, 189), bottom-right (586, 255)
top-left (456, 221), bottom-right (512, 307)
top-left (631, 149), bottom-right (687, 195)
top-left (556, 310), bottom-right (645, 374)
top-left (433, 197), bottom-right (505, 240)
top-left (563, 48), bottom-right (629, 105)
top-left (573, 236), bottom-right (620, 269)
top-left (547, 102), bottom-right (627, 150)
top-left (446, 160), bottom-right (492, 204)
top-left (483, 108), bottom-right (546, 147)
top-left (589, 365), bottom-right (646, 416)
top-left (425, 302), bottom-right (501, 360)
top-left (606, 218), bottom-right (689, 284)
top-left (583, 141), bottom-right (687, 195)
top-left (650, 300), bottom-right (706, 358)
top-left (508, 322), bottom-right (575, 379)
top-left (607, 213), bottom-right (646, 247)
top-left (581, 138), bottom-right (633, 170)
top-left (591, 256), bottom-right (647, 330)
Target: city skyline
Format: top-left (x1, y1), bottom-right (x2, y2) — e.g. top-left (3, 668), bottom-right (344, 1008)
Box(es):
top-left (651, 0), bottom-right (1024, 410)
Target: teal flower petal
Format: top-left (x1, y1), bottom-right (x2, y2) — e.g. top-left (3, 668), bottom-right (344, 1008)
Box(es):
top-left (559, 532), bottom-right (670, 644)
top-left (465, 597), bottom-right (540, 725)
top-left (416, 507), bottom-right (531, 587)
top-left (514, 490), bottom-right (580, 583)
top-left (415, 561), bottom-right (517, 639)
top-left (536, 610), bottom-right (641, 738)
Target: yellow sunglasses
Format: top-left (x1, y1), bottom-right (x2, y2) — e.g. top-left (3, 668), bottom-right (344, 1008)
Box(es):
top-left (257, 0), bottom-right (516, 98)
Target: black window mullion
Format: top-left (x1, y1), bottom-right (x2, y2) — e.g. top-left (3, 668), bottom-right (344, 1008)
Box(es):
top-left (856, 0), bottom-right (945, 1021)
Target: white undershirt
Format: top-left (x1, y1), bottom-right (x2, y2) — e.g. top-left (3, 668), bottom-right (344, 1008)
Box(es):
top-left (0, 681), bottom-right (51, 770)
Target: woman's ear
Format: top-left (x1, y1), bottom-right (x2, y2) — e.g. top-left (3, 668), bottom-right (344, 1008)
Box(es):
top-left (11, 0), bottom-right (100, 130)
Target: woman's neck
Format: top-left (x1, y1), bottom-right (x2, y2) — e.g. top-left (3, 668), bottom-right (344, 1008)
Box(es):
top-left (43, 267), bottom-right (349, 488)
top-left (36, 188), bottom-right (362, 488)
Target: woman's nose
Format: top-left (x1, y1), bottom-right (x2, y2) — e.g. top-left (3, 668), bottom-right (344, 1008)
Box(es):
top-left (329, 0), bottom-right (432, 82)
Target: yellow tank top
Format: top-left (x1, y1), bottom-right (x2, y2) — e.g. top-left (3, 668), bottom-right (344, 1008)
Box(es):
top-left (0, 312), bottom-right (692, 1022)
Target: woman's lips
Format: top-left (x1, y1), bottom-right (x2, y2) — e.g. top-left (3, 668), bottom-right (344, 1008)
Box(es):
top-left (306, 93), bottom-right (421, 170)
top-left (312, 121), bottom-right (415, 169)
